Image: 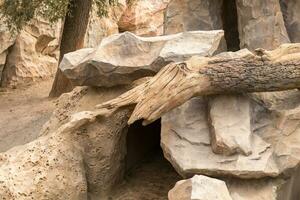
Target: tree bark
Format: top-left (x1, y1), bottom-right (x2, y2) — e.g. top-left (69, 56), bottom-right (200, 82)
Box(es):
top-left (96, 43), bottom-right (300, 125)
top-left (49, 0), bottom-right (92, 97)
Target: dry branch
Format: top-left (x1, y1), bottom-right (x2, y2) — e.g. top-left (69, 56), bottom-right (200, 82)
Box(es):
top-left (96, 43), bottom-right (300, 125)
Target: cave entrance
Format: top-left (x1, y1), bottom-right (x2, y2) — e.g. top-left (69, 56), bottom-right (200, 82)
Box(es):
top-left (125, 119), bottom-right (162, 171)
top-left (109, 119), bottom-right (181, 199)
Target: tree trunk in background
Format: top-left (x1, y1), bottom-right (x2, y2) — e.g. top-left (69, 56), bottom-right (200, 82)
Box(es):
top-left (49, 0), bottom-right (92, 97)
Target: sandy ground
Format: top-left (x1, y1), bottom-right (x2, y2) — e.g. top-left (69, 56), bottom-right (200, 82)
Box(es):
top-left (110, 151), bottom-right (181, 200)
top-left (0, 79), bottom-right (55, 152)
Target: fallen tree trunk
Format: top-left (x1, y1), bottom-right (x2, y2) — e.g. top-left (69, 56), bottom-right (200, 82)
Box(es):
top-left (96, 43), bottom-right (300, 125)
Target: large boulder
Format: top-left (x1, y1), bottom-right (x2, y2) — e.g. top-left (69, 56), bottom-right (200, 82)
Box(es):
top-left (0, 120), bottom-right (88, 199)
top-left (161, 94), bottom-right (300, 179)
top-left (168, 175), bottom-right (232, 200)
top-left (1, 18), bottom-right (61, 87)
top-left (60, 30), bottom-right (225, 87)
top-left (40, 85), bottom-right (133, 198)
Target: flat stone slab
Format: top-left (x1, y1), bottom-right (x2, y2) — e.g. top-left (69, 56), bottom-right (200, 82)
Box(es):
top-left (60, 30), bottom-right (225, 87)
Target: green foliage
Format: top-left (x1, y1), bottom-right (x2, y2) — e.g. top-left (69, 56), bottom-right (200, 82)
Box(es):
top-left (0, 0), bottom-right (120, 32)
top-left (94, 0), bottom-right (118, 17)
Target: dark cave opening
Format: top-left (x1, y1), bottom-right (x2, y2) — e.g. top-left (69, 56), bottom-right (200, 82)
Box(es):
top-left (125, 119), bottom-right (162, 171)
top-left (109, 119), bottom-right (181, 199)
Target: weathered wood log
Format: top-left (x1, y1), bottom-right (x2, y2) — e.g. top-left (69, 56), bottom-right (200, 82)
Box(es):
top-left (96, 43), bottom-right (300, 125)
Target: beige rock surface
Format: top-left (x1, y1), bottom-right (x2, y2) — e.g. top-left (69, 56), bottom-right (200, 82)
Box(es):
top-left (209, 95), bottom-right (252, 156)
top-left (161, 97), bottom-right (277, 179)
top-left (1, 18), bottom-right (61, 87)
top-left (226, 174), bottom-right (300, 200)
top-left (169, 172), bottom-right (300, 200)
top-left (60, 30), bottom-right (225, 87)
top-left (118, 0), bottom-right (169, 36)
top-left (280, 0), bottom-right (300, 42)
top-left (84, 1), bottom-right (126, 48)
top-left (168, 175), bottom-right (232, 200)
top-left (0, 82), bottom-right (135, 199)
top-left (0, 124), bottom-right (88, 200)
top-left (41, 86), bottom-right (132, 198)
top-left (236, 0), bottom-right (290, 51)
top-left (164, 0), bottom-right (223, 34)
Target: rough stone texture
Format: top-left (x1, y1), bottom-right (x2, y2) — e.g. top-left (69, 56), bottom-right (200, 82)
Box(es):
top-left (209, 95), bottom-right (252, 156)
top-left (161, 97), bottom-right (276, 179)
top-left (0, 122), bottom-right (88, 200)
top-left (164, 0), bottom-right (223, 34)
top-left (161, 91), bottom-right (300, 179)
top-left (226, 172), bottom-right (300, 200)
top-left (118, 0), bottom-right (169, 36)
top-left (41, 85), bottom-right (132, 198)
top-left (164, 0), bottom-right (252, 159)
top-left (84, 1), bottom-right (127, 48)
top-left (61, 30), bottom-right (225, 87)
top-left (1, 18), bottom-right (61, 87)
top-left (0, 83), bottom-right (136, 199)
top-left (169, 175), bottom-right (299, 200)
top-left (0, 52), bottom-right (7, 82)
top-left (168, 175), bottom-right (232, 200)
top-left (280, 0), bottom-right (300, 43)
top-left (0, 21), bottom-right (16, 83)
top-left (236, 0), bottom-right (290, 51)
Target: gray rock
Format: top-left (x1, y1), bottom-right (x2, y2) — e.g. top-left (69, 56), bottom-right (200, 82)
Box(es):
top-left (236, 0), bottom-right (290, 51)
top-left (60, 30), bottom-right (225, 87)
top-left (168, 175), bottom-right (233, 200)
top-left (161, 97), bottom-right (277, 179)
top-left (164, 0), bottom-right (223, 34)
top-left (280, 0), bottom-right (300, 43)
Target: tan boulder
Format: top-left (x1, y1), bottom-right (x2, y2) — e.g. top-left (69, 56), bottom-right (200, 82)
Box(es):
top-left (1, 18), bottom-right (61, 87)
top-left (84, 1), bottom-right (127, 48)
top-left (0, 113), bottom-right (88, 200)
top-left (118, 0), bottom-right (169, 36)
top-left (40, 85), bottom-right (132, 197)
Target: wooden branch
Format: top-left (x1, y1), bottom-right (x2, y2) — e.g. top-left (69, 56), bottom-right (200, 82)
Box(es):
top-left (96, 43), bottom-right (300, 125)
